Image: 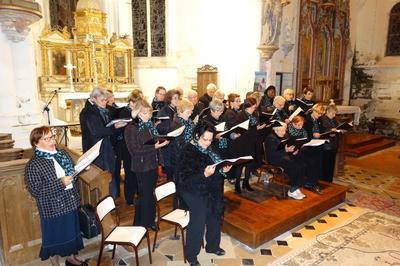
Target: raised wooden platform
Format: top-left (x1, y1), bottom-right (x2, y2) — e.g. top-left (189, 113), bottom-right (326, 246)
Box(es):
top-left (222, 181), bottom-right (347, 248)
top-left (344, 133), bottom-right (396, 157)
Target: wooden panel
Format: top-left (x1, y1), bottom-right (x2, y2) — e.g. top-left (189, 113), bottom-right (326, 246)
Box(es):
top-left (0, 148), bottom-right (111, 265)
top-left (197, 65), bottom-right (218, 97)
top-left (222, 181), bottom-right (347, 248)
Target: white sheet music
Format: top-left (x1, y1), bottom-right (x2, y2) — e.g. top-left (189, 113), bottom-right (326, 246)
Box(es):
top-left (303, 139), bottom-right (328, 147)
top-left (106, 118), bottom-right (132, 127)
top-left (166, 126), bottom-right (185, 137)
top-left (74, 139), bottom-right (103, 175)
top-left (288, 107), bottom-right (303, 121)
top-left (215, 122), bottom-right (226, 132)
top-left (210, 156), bottom-right (253, 167)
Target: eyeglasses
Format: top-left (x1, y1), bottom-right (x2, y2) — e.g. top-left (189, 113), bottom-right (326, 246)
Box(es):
top-left (42, 135), bottom-right (56, 142)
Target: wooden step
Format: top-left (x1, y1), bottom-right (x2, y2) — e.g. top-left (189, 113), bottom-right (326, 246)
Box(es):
top-left (0, 148), bottom-right (24, 162)
top-left (345, 133), bottom-right (384, 149)
top-left (0, 133), bottom-right (12, 141)
top-left (345, 138), bottom-right (396, 157)
top-left (0, 139), bottom-right (15, 149)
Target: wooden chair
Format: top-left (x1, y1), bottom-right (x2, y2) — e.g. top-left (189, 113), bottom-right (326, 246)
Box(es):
top-left (96, 196), bottom-right (152, 266)
top-left (0, 139), bottom-right (15, 150)
top-left (153, 181), bottom-right (190, 262)
top-left (0, 148), bottom-right (24, 162)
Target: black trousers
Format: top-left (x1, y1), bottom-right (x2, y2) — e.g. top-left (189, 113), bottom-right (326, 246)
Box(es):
top-left (133, 169), bottom-right (158, 228)
top-left (322, 149), bottom-right (337, 182)
top-left (180, 192), bottom-right (221, 263)
top-left (298, 147), bottom-right (323, 185)
top-left (114, 140), bottom-right (138, 202)
top-left (274, 156), bottom-right (306, 189)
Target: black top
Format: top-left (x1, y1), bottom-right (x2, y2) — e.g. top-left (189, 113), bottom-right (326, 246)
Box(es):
top-left (199, 93), bottom-right (212, 108)
top-left (190, 101), bottom-right (205, 120)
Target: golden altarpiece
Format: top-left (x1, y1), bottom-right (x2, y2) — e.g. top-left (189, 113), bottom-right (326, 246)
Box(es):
top-left (296, 0), bottom-right (350, 103)
top-left (38, 3), bottom-right (136, 123)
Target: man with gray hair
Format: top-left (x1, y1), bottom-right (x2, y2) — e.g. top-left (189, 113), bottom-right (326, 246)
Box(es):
top-left (199, 83), bottom-right (217, 108)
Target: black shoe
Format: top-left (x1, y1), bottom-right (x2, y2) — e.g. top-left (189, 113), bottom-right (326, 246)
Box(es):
top-left (304, 184), bottom-right (322, 195)
top-left (206, 247), bottom-right (226, 256)
top-left (149, 225), bottom-right (159, 231)
top-left (65, 260), bottom-right (88, 266)
top-left (242, 180), bottom-right (254, 192)
top-left (189, 260), bottom-right (201, 266)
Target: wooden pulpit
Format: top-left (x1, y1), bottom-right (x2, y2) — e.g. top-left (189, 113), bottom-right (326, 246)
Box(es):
top-left (197, 64), bottom-right (218, 97)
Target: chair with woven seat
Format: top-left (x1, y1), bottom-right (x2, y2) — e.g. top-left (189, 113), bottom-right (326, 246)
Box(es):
top-left (96, 196), bottom-right (152, 266)
top-left (152, 181), bottom-right (190, 262)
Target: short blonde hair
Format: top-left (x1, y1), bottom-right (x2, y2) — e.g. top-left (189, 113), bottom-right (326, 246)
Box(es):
top-left (326, 104), bottom-right (338, 113)
top-left (273, 96), bottom-right (286, 106)
top-left (312, 103), bottom-right (326, 114)
top-left (283, 88), bottom-right (295, 99)
top-left (209, 99), bottom-right (225, 112)
top-left (251, 91), bottom-right (262, 102)
top-left (176, 99), bottom-right (194, 113)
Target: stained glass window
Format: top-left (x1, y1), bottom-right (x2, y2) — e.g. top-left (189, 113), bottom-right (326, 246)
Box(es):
top-left (386, 3), bottom-right (400, 56)
top-left (132, 0), bottom-right (166, 57)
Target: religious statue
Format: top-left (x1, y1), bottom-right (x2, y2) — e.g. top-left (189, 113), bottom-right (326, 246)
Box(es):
top-left (261, 0), bottom-right (283, 46)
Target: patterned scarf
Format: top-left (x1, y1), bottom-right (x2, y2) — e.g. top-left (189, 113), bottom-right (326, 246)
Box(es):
top-left (312, 118), bottom-right (320, 133)
top-left (192, 139), bottom-right (225, 175)
top-left (138, 118), bottom-right (159, 136)
top-left (275, 109), bottom-right (288, 122)
top-left (288, 123), bottom-right (308, 139)
top-left (35, 148), bottom-right (75, 176)
top-left (98, 106), bottom-right (111, 124)
top-left (218, 138), bottom-right (228, 149)
top-left (177, 116), bottom-right (195, 143)
top-left (246, 111), bottom-right (258, 127)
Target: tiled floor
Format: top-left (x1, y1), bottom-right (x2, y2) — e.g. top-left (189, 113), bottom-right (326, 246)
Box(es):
top-left (23, 151), bottom-right (400, 265)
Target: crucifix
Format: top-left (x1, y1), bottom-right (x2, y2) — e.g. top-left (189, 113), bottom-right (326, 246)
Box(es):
top-left (64, 63), bottom-right (76, 91)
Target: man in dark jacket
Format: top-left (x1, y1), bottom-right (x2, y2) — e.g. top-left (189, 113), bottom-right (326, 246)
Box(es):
top-left (199, 83), bottom-right (217, 108)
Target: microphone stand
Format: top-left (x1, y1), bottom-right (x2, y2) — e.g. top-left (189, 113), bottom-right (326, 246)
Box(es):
top-left (43, 89), bottom-right (59, 125)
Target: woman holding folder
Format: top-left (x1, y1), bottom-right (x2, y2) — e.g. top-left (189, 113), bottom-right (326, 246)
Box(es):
top-left (25, 126), bottom-right (85, 266)
top-left (177, 122), bottom-right (231, 266)
top-left (125, 99), bottom-right (169, 230)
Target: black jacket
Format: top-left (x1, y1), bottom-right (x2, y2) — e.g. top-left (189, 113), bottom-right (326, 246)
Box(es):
top-left (125, 121), bottom-right (162, 172)
top-left (176, 143), bottom-right (225, 215)
top-left (79, 99), bottom-right (116, 172)
top-left (199, 93), bottom-right (212, 108)
top-left (25, 150), bottom-right (80, 219)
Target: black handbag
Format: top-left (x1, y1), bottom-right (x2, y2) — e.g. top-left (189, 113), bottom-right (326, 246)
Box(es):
top-left (79, 204), bottom-right (100, 239)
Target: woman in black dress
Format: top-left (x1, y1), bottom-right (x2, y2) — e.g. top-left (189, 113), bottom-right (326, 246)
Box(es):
top-left (177, 122), bottom-right (232, 266)
top-left (25, 126), bottom-right (85, 266)
top-left (125, 99), bottom-right (169, 229)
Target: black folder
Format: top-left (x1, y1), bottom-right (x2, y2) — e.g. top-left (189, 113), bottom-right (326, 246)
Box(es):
top-left (278, 137), bottom-right (308, 150)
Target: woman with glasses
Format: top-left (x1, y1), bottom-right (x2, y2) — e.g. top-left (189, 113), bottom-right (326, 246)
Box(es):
top-left (79, 87), bottom-right (127, 198)
top-left (176, 121), bottom-right (232, 266)
top-left (25, 126), bottom-right (86, 266)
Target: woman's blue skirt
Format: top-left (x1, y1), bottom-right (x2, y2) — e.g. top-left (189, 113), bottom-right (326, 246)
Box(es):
top-left (39, 210), bottom-right (84, 260)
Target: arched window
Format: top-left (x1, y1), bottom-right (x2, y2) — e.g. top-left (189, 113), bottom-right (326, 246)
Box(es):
top-left (386, 3), bottom-right (400, 56)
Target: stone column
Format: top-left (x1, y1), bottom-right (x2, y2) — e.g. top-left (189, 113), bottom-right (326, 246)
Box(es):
top-left (0, 0), bottom-right (43, 148)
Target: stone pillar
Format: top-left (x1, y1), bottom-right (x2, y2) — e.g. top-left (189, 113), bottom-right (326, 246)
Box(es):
top-left (0, 0), bottom-right (42, 148)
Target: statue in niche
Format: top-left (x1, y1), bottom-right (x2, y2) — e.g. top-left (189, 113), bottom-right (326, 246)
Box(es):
top-left (261, 0), bottom-right (283, 46)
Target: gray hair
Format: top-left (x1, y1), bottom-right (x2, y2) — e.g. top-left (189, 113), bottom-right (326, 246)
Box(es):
top-left (90, 87), bottom-right (106, 101)
top-left (209, 99), bottom-right (225, 112)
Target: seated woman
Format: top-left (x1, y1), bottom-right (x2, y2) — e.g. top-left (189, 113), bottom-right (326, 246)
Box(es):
top-left (272, 96), bottom-right (290, 123)
top-left (304, 103), bottom-right (325, 139)
top-left (319, 104), bottom-right (339, 182)
top-left (125, 99), bottom-right (169, 230)
top-left (260, 85), bottom-right (276, 113)
top-left (288, 115), bottom-right (308, 139)
top-left (25, 126), bottom-right (85, 266)
top-left (283, 88), bottom-right (297, 115)
top-left (297, 87), bottom-right (315, 113)
top-left (176, 122), bottom-right (232, 266)
top-left (265, 123), bottom-right (307, 200)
